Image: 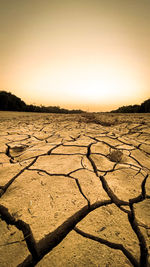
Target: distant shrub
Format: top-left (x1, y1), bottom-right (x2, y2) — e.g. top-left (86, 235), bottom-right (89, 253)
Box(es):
top-left (80, 113), bottom-right (119, 126)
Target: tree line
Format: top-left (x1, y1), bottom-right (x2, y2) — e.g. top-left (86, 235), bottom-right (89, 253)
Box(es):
top-left (1, 90), bottom-right (149, 114)
top-left (0, 91), bottom-right (84, 114)
top-left (111, 98), bottom-right (150, 113)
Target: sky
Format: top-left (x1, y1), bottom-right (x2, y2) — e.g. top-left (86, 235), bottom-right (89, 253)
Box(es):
top-left (0, 0), bottom-right (150, 112)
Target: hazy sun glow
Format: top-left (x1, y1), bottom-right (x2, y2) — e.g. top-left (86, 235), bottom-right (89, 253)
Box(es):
top-left (0, 0), bottom-right (150, 111)
top-left (16, 60), bottom-right (142, 109)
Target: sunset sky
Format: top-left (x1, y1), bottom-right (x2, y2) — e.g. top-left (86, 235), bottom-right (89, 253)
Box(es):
top-left (0, 0), bottom-right (150, 111)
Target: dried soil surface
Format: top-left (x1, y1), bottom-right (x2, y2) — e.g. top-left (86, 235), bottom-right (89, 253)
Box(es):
top-left (0, 111), bottom-right (150, 267)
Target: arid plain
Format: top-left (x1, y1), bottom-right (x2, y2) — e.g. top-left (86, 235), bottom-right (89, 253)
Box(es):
top-left (0, 111), bottom-right (150, 267)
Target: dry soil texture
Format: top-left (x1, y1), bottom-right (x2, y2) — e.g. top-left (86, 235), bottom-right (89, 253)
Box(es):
top-left (0, 111), bottom-right (150, 267)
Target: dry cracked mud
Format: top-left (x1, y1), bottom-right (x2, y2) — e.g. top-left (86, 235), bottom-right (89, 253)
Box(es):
top-left (0, 111), bottom-right (150, 267)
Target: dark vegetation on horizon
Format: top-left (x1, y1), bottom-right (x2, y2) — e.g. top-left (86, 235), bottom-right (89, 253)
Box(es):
top-left (0, 91), bottom-right (149, 114)
top-left (0, 91), bottom-right (84, 114)
top-left (111, 98), bottom-right (150, 113)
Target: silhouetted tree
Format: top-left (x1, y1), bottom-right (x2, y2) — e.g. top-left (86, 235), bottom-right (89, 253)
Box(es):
top-left (111, 99), bottom-right (150, 113)
top-left (0, 91), bottom-right (84, 114)
top-left (140, 99), bottom-right (150, 113)
top-left (0, 91), bottom-right (26, 111)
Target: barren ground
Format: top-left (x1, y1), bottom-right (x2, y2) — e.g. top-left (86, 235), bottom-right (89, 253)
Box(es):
top-left (0, 111), bottom-right (150, 267)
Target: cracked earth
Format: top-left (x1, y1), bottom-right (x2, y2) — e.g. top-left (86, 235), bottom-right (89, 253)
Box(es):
top-left (0, 111), bottom-right (150, 267)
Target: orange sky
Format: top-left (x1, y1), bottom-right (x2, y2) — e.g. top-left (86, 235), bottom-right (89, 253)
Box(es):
top-left (0, 0), bottom-right (150, 111)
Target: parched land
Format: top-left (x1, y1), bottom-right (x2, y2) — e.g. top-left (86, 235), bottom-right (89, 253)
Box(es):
top-left (0, 111), bottom-right (150, 267)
